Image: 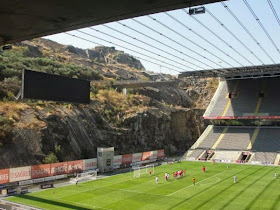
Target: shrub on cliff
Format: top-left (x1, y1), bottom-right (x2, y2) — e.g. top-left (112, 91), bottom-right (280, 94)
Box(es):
top-left (43, 152), bottom-right (58, 163)
top-left (0, 116), bottom-right (13, 146)
top-left (0, 47), bottom-right (102, 83)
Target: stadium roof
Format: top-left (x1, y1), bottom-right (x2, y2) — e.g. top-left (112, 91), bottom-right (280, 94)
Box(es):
top-left (0, 0), bottom-right (222, 45)
top-left (178, 64), bottom-right (280, 80)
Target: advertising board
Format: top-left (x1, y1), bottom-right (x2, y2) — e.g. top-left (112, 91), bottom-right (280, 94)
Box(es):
top-left (122, 154), bottom-right (133, 165)
top-left (0, 169), bottom-right (9, 184)
top-left (83, 158), bottom-right (97, 171)
top-left (67, 160), bottom-right (83, 174)
top-left (50, 162), bottom-right (68, 176)
top-left (9, 166), bottom-right (31, 182)
top-left (31, 164), bottom-right (51, 179)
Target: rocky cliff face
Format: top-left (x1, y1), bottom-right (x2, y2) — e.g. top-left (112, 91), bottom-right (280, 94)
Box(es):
top-left (0, 103), bottom-right (205, 168)
top-left (0, 38), bottom-right (217, 168)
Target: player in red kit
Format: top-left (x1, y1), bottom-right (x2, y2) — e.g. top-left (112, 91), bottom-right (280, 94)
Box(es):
top-left (202, 166), bottom-right (206, 173)
top-left (178, 170), bottom-right (183, 177)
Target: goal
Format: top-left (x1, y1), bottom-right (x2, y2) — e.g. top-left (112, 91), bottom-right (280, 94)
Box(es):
top-left (132, 164), bottom-right (154, 178)
top-left (70, 170), bottom-right (97, 183)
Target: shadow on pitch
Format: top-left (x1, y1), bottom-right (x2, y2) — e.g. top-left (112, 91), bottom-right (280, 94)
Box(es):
top-left (193, 166), bottom-right (265, 210)
top-left (219, 166), bottom-right (275, 209)
top-left (244, 172), bottom-right (278, 209)
top-left (12, 194), bottom-right (90, 210)
top-left (167, 166), bottom-right (255, 210)
top-left (271, 194), bottom-right (280, 209)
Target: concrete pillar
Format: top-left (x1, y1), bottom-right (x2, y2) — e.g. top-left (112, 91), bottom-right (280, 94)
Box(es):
top-left (123, 88), bottom-right (127, 95)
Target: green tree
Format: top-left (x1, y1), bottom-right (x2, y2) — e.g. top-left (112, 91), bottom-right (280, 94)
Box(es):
top-left (43, 152), bottom-right (58, 163)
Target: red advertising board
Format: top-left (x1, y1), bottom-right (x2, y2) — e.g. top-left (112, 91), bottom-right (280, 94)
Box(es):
top-left (122, 154), bottom-right (133, 164)
top-left (157, 149), bottom-right (165, 159)
top-left (203, 116), bottom-right (280, 120)
top-left (67, 160), bottom-right (83, 174)
top-left (50, 162), bottom-right (68, 176)
top-left (114, 155), bottom-right (122, 166)
top-left (31, 164), bottom-right (51, 179)
top-left (0, 169), bottom-right (9, 184)
top-left (142, 152), bottom-right (151, 161)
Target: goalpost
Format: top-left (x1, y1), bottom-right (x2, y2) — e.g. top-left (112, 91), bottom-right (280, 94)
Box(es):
top-left (132, 164), bottom-right (154, 178)
top-left (70, 170), bottom-right (97, 183)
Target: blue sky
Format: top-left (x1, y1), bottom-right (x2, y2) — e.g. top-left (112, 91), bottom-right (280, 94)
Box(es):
top-left (45, 0), bottom-right (280, 75)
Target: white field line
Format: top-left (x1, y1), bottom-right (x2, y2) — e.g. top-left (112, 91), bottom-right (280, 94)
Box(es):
top-left (30, 171), bottom-right (129, 196)
top-left (199, 177), bottom-right (220, 185)
top-left (55, 177), bottom-right (135, 200)
top-left (61, 200), bottom-right (112, 210)
top-left (56, 174), bottom-right (159, 200)
top-left (106, 187), bottom-right (165, 197)
top-left (167, 170), bottom-right (227, 196)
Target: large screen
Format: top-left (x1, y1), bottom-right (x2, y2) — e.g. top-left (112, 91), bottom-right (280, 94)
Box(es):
top-left (22, 69), bottom-right (90, 104)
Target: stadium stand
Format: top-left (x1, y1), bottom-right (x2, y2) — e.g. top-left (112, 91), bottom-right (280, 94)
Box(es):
top-left (251, 127), bottom-right (280, 152)
top-left (258, 78), bottom-right (280, 116)
top-left (226, 79), bottom-right (260, 116)
top-left (213, 151), bottom-right (241, 162)
top-left (203, 80), bottom-right (227, 117)
top-left (204, 77), bottom-right (280, 118)
top-left (188, 149), bottom-right (204, 159)
top-left (204, 80), bottom-right (235, 117)
top-left (186, 126), bottom-right (280, 165)
top-left (185, 73), bottom-right (280, 166)
top-left (198, 126), bottom-right (226, 149)
top-left (251, 152), bottom-right (277, 165)
top-left (215, 127), bottom-right (254, 150)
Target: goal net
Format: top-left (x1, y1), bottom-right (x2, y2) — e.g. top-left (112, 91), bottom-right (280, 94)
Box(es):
top-left (132, 164), bottom-right (154, 178)
top-left (70, 170), bottom-right (97, 183)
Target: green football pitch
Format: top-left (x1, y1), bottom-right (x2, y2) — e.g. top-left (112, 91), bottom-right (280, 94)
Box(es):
top-left (6, 161), bottom-right (280, 210)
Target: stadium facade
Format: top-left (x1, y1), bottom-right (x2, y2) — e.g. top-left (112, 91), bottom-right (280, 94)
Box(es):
top-left (183, 67), bottom-right (280, 166)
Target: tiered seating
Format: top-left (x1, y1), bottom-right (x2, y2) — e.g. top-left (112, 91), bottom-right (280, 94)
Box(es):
top-left (215, 127), bottom-right (254, 150)
top-left (226, 79), bottom-right (260, 116)
top-left (258, 78), bottom-right (280, 116)
top-left (187, 126), bottom-right (280, 164)
top-left (213, 151), bottom-right (240, 161)
top-left (189, 149), bottom-right (204, 159)
top-left (206, 80), bottom-right (236, 117)
top-left (251, 152), bottom-right (277, 164)
top-left (205, 77), bottom-right (280, 118)
top-left (197, 126), bottom-right (225, 149)
top-left (188, 77), bottom-right (280, 166)
top-left (252, 127), bottom-right (280, 152)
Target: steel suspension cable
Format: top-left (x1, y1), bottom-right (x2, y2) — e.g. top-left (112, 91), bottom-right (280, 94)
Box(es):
top-left (88, 27), bottom-right (195, 70)
top-left (116, 22), bottom-right (219, 68)
top-left (267, 0), bottom-right (280, 27)
top-left (132, 18), bottom-right (229, 68)
top-left (243, 0), bottom-right (280, 57)
top-left (221, 2), bottom-right (275, 63)
top-left (148, 15), bottom-right (239, 67)
top-left (181, 10), bottom-right (245, 66)
top-left (206, 8), bottom-right (264, 65)
top-left (67, 31), bottom-right (188, 72)
top-left (101, 25), bottom-right (206, 69)
top-left (166, 11), bottom-right (256, 66)
top-left (65, 32), bottom-right (182, 73)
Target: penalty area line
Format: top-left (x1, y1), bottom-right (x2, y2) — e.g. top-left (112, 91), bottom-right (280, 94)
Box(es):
top-left (106, 187), bottom-right (166, 197)
top-left (167, 170), bottom-right (227, 196)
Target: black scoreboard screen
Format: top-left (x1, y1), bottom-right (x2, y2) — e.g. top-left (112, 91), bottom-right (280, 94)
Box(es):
top-left (22, 69), bottom-right (90, 104)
